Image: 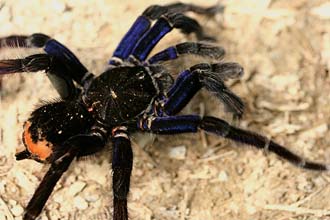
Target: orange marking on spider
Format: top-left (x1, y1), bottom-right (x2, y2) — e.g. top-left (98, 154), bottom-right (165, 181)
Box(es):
top-left (23, 121), bottom-right (53, 161)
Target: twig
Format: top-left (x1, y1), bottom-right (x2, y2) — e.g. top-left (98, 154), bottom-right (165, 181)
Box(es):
top-left (290, 187), bottom-right (324, 207)
top-left (264, 204), bottom-right (330, 217)
top-left (198, 150), bottom-right (237, 162)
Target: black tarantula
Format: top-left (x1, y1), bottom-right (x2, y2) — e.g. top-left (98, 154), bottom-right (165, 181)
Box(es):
top-left (0, 3), bottom-right (328, 220)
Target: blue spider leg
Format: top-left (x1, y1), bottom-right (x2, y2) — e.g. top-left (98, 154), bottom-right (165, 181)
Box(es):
top-left (109, 3), bottom-right (222, 65)
top-left (0, 54), bottom-right (77, 99)
top-left (138, 115), bottom-right (201, 134)
top-left (162, 63), bottom-right (245, 118)
top-left (137, 115), bottom-right (329, 171)
top-left (111, 127), bottom-right (133, 220)
top-left (109, 16), bottom-right (151, 65)
top-left (130, 13), bottom-right (214, 63)
top-left (0, 34), bottom-right (92, 86)
top-left (147, 42), bottom-right (225, 64)
top-left (163, 70), bottom-right (200, 115)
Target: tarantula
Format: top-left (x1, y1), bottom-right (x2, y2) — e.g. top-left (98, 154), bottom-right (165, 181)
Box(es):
top-left (0, 3), bottom-right (328, 220)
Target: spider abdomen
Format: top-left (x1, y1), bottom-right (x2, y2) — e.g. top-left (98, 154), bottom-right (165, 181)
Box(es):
top-left (83, 66), bottom-right (158, 126)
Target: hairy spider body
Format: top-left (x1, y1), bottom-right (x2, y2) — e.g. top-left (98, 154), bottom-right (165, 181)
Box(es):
top-left (20, 101), bottom-right (94, 162)
top-left (0, 3), bottom-right (329, 220)
top-left (84, 66), bottom-right (159, 126)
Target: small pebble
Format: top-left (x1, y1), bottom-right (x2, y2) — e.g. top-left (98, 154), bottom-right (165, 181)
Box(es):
top-left (218, 171), bottom-right (228, 182)
top-left (8, 199), bottom-right (17, 206)
top-left (11, 204), bottom-right (24, 217)
top-left (168, 145), bottom-right (186, 160)
top-left (84, 193), bottom-right (100, 203)
top-left (74, 196), bottom-right (88, 210)
top-left (53, 192), bottom-right (64, 203)
top-left (83, 185), bottom-right (100, 203)
top-left (67, 181), bottom-right (86, 197)
top-left (311, 2), bottom-right (330, 19)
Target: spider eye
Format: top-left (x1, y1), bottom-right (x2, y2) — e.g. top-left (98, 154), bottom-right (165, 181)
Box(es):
top-left (22, 120), bottom-right (54, 162)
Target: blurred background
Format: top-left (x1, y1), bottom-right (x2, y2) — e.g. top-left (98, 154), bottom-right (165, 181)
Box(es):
top-left (0, 0), bottom-right (330, 219)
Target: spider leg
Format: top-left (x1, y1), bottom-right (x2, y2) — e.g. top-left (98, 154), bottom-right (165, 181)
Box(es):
top-left (0, 54), bottom-right (77, 99)
top-left (0, 35), bottom-right (28, 48)
top-left (111, 127), bottom-right (133, 220)
top-left (0, 54), bottom-right (77, 100)
top-left (147, 42), bottom-right (225, 64)
top-left (0, 33), bottom-right (92, 85)
top-left (142, 2), bottom-right (222, 18)
top-left (137, 115), bottom-right (329, 171)
top-left (160, 62), bottom-right (244, 118)
top-left (129, 13), bottom-right (215, 63)
top-left (22, 132), bottom-right (106, 220)
top-left (23, 147), bottom-right (77, 220)
top-left (109, 3), bottom-right (222, 65)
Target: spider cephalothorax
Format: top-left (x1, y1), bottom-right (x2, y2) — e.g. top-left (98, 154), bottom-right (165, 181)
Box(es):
top-left (83, 66), bottom-right (159, 125)
top-left (0, 3), bottom-right (328, 220)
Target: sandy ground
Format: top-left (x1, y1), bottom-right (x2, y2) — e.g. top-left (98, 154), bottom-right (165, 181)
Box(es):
top-left (1, 0), bottom-right (330, 220)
